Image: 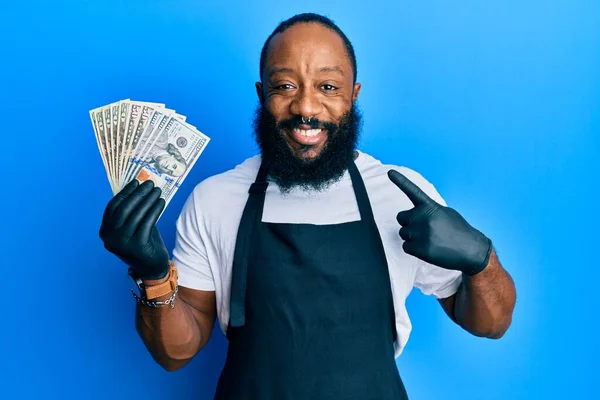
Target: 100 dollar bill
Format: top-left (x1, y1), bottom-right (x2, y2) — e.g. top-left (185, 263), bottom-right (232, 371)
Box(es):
top-left (131, 115), bottom-right (210, 207)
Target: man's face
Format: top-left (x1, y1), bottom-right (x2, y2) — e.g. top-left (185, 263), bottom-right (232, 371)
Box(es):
top-left (254, 22), bottom-right (362, 193)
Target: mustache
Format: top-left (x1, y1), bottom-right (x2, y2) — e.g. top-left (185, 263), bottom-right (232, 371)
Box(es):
top-left (276, 116), bottom-right (338, 132)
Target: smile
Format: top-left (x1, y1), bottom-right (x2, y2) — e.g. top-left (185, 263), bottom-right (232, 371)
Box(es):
top-left (293, 128), bottom-right (322, 137)
top-left (286, 127), bottom-right (327, 146)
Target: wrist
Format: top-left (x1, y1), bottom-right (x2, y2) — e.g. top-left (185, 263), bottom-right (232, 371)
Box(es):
top-left (465, 238), bottom-right (493, 276)
top-left (129, 261), bottom-right (178, 302)
top-left (142, 273), bottom-right (170, 286)
top-left (463, 247), bottom-right (500, 283)
top-left (137, 260), bottom-right (171, 282)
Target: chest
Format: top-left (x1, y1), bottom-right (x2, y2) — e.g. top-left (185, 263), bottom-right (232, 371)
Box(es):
top-left (244, 216), bottom-right (395, 335)
top-left (205, 174), bottom-right (418, 298)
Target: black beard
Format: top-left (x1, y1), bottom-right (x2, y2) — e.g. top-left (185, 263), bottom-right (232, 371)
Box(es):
top-left (252, 103), bottom-right (363, 194)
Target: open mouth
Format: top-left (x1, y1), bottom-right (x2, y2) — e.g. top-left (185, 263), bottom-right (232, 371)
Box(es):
top-left (286, 127), bottom-right (327, 146)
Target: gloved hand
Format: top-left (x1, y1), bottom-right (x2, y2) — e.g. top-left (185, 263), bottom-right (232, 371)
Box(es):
top-left (388, 170), bottom-right (493, 276)
top-left (99, 179), bottom-right (170, 280)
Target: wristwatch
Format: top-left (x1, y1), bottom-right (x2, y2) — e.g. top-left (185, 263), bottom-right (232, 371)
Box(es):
top-left (128, 260), bottom-right (178, 301)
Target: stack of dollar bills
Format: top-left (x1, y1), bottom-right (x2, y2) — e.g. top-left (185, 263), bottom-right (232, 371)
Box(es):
top-left (89, 99), bottom-right (210, 209)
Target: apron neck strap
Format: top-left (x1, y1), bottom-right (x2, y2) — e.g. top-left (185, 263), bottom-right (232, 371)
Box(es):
top-left (347, 158), bottom-right (376, 225)
top-left (249, 160), bottom-right (269, 194)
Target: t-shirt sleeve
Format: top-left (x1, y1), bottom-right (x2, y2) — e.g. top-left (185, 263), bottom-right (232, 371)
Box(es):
top-left (405, 169), bottom-right (463, 299)
top-left (171, 187), bottom-right (216, 291)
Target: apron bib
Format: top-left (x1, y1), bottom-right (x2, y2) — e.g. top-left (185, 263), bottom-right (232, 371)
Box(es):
top-left (214, 160), bottom-right (409, 400)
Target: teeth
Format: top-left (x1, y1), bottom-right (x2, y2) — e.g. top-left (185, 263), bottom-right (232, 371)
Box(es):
top-left (293, 128), bottom-right (321, 137)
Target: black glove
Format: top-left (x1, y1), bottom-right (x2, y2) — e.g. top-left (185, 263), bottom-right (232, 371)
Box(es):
top-left (99, 179), bottom-right (170, 280)
top-left (388, 170), bottom-right (492, 276)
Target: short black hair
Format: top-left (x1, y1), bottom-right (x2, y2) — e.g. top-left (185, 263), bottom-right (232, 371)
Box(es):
top-left (259, 13), bottom-right (357, 84)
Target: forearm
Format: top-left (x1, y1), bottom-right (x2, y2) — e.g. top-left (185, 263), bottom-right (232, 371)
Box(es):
top-left (454, 247), bottom-right (516, 338)
top-left (135, 277), bottom-right (202, 371)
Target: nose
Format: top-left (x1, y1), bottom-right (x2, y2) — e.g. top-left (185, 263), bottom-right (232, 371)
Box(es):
top-left (289, 86), bottom-right (323, 120)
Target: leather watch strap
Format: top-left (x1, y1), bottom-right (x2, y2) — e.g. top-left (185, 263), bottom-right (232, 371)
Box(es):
top-left (144, 261), bottom-right (178, 300)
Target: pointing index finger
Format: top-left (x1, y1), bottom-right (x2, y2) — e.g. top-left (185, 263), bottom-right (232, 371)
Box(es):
top-left (388, 169), bottom-right (434, 206)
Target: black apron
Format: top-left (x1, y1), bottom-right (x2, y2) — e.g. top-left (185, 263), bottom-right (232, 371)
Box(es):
top-left (213, 159), bottom-right (409, 400)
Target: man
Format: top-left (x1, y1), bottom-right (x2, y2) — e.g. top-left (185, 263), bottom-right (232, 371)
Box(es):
top-left (99, 12), bottom-right (517, 400)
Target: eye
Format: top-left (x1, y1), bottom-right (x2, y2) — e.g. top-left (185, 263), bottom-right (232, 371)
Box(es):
top-left (274, 84), bottom-right (294, 90)
top-left (321, 84), bottom-right (338, 91)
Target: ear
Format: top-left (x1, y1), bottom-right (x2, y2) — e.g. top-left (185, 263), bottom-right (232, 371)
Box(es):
top-left (352, 82), bottom-right (362, 104)
top-left (255, 82), bottom-right (264, 104)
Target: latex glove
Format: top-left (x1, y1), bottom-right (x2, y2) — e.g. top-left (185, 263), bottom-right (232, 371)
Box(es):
top-left (388, 170), bottom-right (492, 276)
top-left (99, 179), bottom-right (170, 280)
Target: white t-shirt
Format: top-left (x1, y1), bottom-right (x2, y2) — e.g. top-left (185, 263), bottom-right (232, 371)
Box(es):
top-left (172, 150), bottom-right (462, 358)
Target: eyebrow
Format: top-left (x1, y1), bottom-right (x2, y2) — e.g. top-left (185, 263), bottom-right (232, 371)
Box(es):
top-left (319, 66), bottom-right (345, 76)
top-left (268, 67), bottom-right (295, 77)
top-left (267, 65), bottom-right (345, 78)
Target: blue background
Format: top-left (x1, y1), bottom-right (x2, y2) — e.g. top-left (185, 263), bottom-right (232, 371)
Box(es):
top-left (1, 0), bottom-right (598, 399)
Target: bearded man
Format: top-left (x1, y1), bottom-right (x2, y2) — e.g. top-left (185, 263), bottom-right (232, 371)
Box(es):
top-left (99, 12), bottom-right (517, 400)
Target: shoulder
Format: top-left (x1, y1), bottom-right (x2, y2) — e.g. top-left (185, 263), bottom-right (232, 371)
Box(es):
top-left (192, 155), bottom-right (261, 202)
top-left (178, 154), bottom-right (262, 219)
top-left (356, 151), bottom-right (445, 205)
